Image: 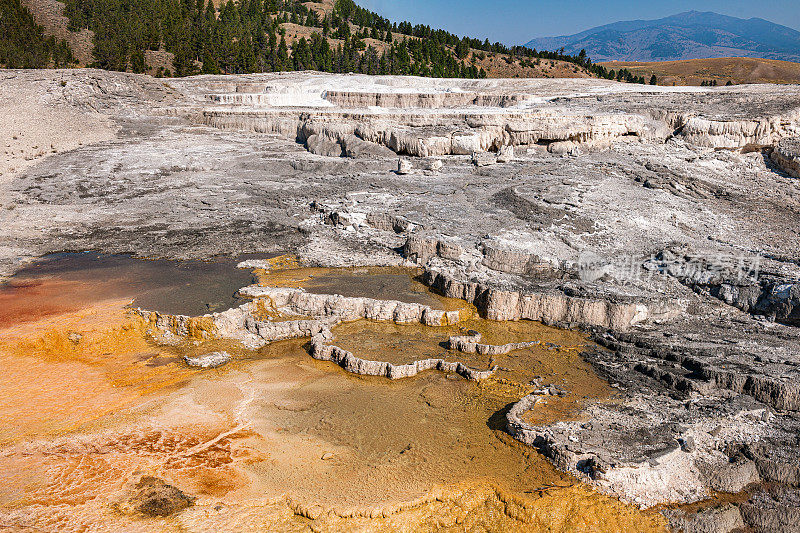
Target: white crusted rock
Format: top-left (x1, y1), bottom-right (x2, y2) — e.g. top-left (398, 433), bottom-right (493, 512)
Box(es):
top-left (184, 351), bottom-right (231, 368)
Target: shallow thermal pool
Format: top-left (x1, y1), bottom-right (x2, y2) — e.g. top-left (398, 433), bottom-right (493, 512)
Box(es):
top-left (0, 254), bottom-right (668, 532)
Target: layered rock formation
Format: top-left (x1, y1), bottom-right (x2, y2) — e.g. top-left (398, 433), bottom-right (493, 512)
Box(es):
top-left (771, 136), bottom-right (800, 177)
top-left (446, 331), bottom-right (540, 356)
top-left (309, 332), bottom-right (496, 381)
top-left (180, 74), bottom-right (800, 159)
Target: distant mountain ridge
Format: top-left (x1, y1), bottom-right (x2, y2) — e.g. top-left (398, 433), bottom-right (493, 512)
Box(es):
top-left (524, 11), bottom-right (800, 63)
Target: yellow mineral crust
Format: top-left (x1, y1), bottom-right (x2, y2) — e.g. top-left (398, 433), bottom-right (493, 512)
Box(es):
top-left (0, 267), bottom-right (667, 532)
top-left (0, 299), bottom-right (195, 445)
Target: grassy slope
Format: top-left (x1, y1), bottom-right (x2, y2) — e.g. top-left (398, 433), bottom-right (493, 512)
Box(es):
top-left (19, 0), bottom-right (93, 65)
top-left (600, 57), bottom-right (800, 86)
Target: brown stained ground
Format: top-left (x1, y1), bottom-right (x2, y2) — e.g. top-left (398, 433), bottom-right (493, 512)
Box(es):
top-left (329, 318), bottom-right (611, 425)
top-left (657, 488), bottom-right (752, 515)
top-left (0, 259), bottom-right (667, 532)
top-left (600, 57), bottom-right (800, 86)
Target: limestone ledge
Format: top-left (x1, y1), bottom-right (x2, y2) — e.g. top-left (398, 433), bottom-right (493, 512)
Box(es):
top-left (201, 93), bottom-right (800, 155)
top-left (663, 110), bottom-right (800, 149)
top-left (399, 235), bottom-right (682, 331)
top-left (446, 332), bottom-right (541, 356)
top-left (422, 269), bottom-right (660, 331)
top-left (133, 282), bottom-right (468, 351)
top-left (321, 90), bottom-right (529, 109)
top-left (308, 333), bottom-right (497, 381)
top-left (201, 108), bottom-right (658, 157)
top-left (132, 301), bottom-right (327, 350)
top-left (238, 285), bottom-right (464, 326)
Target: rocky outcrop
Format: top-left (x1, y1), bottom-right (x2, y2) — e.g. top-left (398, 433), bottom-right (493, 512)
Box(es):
top-left (496, 145), bottom-right (515, 163)
top-left (739, 486), bottom-right (800, 532)
top-left (472, 151), bottom-right (496, 167)
top-left (422, 269), bottom-right (660, 330)
top-left (447, 331), bottom-right (540, 356)
top-left (322, 90), bottom-right (527, 109)
top-left (771, 136), bottom-right (800, 177)
top-left (595, 330), bottom-right (800, 411)
top-left (306, 134), bottom-right (343, 157)
top-left (184, 351), bottom-right (231, 368)
top-left (426, 158), bottom-right (443, 172)
top-left (201, 107), bottom-right (660, 157)
top-left (698, 454), bottom-right (760, 493)
top-left (238, 285), bottom-right (464, 326)
top-left (505, 390), bottom-right (769, 507)
top-left (480, 242), bottom-right (565, 279)
top-left (115, 476), bottom-right (194, 517)
top-left (309, 333), bottom-right (497, 381)
top-left (397, 158), bottom-right (412, 174)
top-left (365, 212), bottom-right (413, 233)
top-left (663, 504), bottom-right (745, 533)
top-left (136, 281), bottom-right (468, 351)
top-left (645, 248), bottom-right (800, 326)
top-left (341, 134), bottom-right (396, 159)
top-left (185, 74), bottom-right (800, 158)
top-left (667, 110), bottom-right (800, 149)
top-left (403, 236), bottom-right (465, 263)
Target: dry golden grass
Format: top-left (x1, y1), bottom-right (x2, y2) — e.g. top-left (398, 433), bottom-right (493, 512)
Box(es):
top-left (477, 54), bottom-right (590, 79)
top-left (601, 57), bottom-right (800, 86)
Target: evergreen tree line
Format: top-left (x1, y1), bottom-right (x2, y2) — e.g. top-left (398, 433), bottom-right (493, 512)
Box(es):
top-left (331, 0), bottom-right (648, 82)
top-left (700, 79), bottom-right (733, 86)
top-left (60, 0), bottom-right (490, 76)
top-left (55, 0), bottom-right (647, 83)
top-left (0, 0), bottom-right (75, 68)
top-left (599, 67), bottom-right (650, 84)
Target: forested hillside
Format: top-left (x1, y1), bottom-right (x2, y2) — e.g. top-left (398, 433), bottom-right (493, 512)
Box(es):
top-left (55, 0), bottom-right (620, 79)
top-left (0, 0), bottom-right (75, 68)
top-left (5, 0), bottom-right (643, 82)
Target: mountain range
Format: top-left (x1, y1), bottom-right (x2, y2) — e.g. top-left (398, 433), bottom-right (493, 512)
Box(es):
top-left (524, 11), bottom-right (800, 63)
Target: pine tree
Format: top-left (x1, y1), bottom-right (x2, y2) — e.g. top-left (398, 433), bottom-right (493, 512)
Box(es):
top-left (276, 35), bottom-right (289, 70)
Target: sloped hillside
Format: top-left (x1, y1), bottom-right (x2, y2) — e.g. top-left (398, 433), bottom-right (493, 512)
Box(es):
top-left (601, 57), bottom-right (800, 86)
top-left (0, 0), bottom-right (75, 67)
top-left (16, 0), bottom-right (607, 80)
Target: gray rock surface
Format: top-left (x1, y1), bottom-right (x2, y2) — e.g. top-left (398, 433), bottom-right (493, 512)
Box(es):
top-left (740, 486), bottom-right (800, 532)
top-left (472, 151), bottom-right (496, 167)
top-left (663, 504), bottom-right (745, 533)
top-left (496, 145), bottom-right (515, 163)
top-left (306, 134), bottom-right (343, 157)
top-left (397, 158), bottom-right (412, 174)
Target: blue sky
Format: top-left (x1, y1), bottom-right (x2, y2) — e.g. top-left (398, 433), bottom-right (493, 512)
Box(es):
top-left (355, 1), bottom-right (800, 46)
